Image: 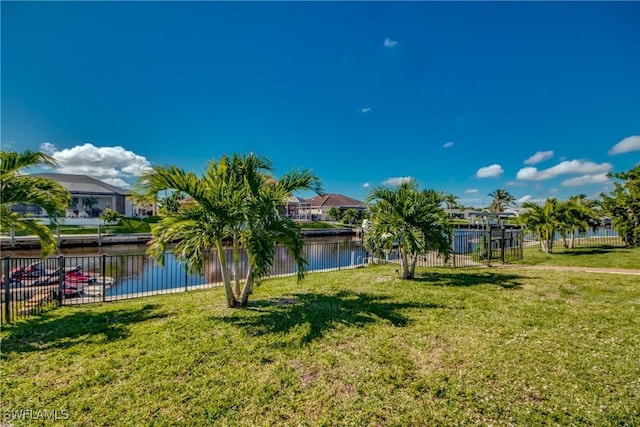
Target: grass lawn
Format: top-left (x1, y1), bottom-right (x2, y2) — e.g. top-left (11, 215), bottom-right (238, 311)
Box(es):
top-left (2, 264), bottom-right (639, 426)
top-left (516, 245), bottom-right (640, 270)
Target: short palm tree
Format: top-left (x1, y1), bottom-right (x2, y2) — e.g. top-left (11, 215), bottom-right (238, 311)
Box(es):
top-left (519, 198), bottom-right (563, 253)
top-left (489, 189), bottom-right (515, 213)
top-left (0, 150), bottom-right (70, 256)
top-left (138, 153), bottom-right (322, 308)
top-left (364, 179), bottom-right (452, 279)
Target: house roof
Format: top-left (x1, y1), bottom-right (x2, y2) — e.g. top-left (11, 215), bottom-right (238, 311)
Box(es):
top-left (31, 173), bottom-right (130, 195)
top-left (307, 194), bottom-right (363, 208)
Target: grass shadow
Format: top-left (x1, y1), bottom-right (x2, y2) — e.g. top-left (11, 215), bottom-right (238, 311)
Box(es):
top-left (558, 246), bottom-right (619, 256)
top-left (415, 271), bottom-right (524, 289)
top-left (216, 291), bottom-right (449, 344)
top-left (1, 303), bottom-right (166, 354)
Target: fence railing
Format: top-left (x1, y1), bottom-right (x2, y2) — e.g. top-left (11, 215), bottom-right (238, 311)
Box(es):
top-left (523, 227), bottom-right (623, 250)
top-left (1, 230), bottom-right (528, 323)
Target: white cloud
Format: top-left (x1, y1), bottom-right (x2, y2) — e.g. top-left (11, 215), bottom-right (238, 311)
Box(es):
top-left (384, 38), bottom-right (398, 48)
top-left (475, 164), bottom-right (503, 178)
top-left (561, 173), bottom-right (610, 187)
top-left (517, 195), bottom-right (532, 205)
top-left (362, 182), bottom-right (370, 188)
top-left (382, 176), bottom-right (412, 186)
top-left (39, 142), bottom-right (153, 187)
top-left (465, 188), bottom-right (478, 194)
top-left (361, 107), bottom-right (372, 113)
top-left (443, 141), bottom-right (454, 148)
top-left (101, 177), bottom-right (131, 188)
top-left (608, 135), bottom-right (640, 155)
top-left (517, 195), bottom-right (546, 206)
top-left (524, 150), bottom-right (553, 165)
top-left (516, 160), bottom-right (612, 181)
top-left (40, 142), bottom-right (57, 155)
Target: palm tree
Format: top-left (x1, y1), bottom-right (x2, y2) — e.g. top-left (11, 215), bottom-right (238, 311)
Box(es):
top-left (138, 153), bottom-right (323, 308)
top-left (364, 179), bottom-right (452, 279)
top-left (342, 208), bottom-right (358, 226)
top-left (519, 198), bottom-right (563, 253)
top-left (0, 150), bottom-right (70, 256)
top-left (327, 206), bottom-right (342, 222)
top-left (488, 189), bottom-right (515, 213)
top-left (564, 194), bottom-right (600, 248)
top-left (442, 192), bottom-right (459, 219)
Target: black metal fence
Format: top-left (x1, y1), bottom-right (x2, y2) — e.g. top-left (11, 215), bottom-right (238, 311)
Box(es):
top-left (1, 230), bottom-right (528, 323)
top-left (523, 227), bottom-right (623, 250)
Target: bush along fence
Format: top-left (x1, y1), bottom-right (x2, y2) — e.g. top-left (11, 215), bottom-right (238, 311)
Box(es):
top-left (1, 229), bottom-right (528, 323)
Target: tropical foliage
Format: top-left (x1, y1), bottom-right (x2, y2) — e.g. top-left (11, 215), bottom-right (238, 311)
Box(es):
top-left (0, 150), bottom-right (70, 256)
top-left (489, 188), bottom-right (515, 212)
top-left (138, 152), bottom-right (323, 307)
top-left (327, 206), bottom-right (342, 222)
top-left (364, 179), bottom-right (452, 279)
top-left (601, 165), bottom-right (640, 247)
top-left (342, 208), bottom-right (359, 226)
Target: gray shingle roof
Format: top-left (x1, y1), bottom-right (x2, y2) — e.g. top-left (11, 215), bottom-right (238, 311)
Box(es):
top-left (31, 173), bottom-right (130, 195)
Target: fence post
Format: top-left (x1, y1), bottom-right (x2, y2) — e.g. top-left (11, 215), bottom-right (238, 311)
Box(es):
top-left (58, 255), bottom-right (65, 305)
top-left (486, 226), bottom-right (492, 267)
top-left (451, 232), bottom-right (456, 268)
top-left (501, 227), bottom-right (506, 264)
top-left (337, 243), bottom-right (341, 271)
top-left (4, 256), bottom-right (11, 324)
top-left (185, 269), bottom-right (188, 292)
top-left (101, 254), bottom-right (107, 302)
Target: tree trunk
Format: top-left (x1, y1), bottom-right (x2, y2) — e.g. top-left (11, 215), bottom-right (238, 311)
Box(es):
top-left (569, 229), bottom-right (576, 249)
top-left (239, 265), bottom-right (254, 307)
top-left (232, 236), bottom-right (241, 299)
top-left (408, 254), bottom-right (418, 279)
top-left (400, 246), bottom-right (411, 279)
top-left (216, 240), bottom-right (237, 308)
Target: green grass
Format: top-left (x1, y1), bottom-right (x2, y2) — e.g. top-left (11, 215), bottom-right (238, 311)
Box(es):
top-left (2, 265), bottom-right (639, 426)
top-left (515, 245), bottom-right (640, 269)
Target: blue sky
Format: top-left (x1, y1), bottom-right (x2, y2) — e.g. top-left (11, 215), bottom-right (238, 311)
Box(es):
top-left (2, 1), bottom-right (639, 208)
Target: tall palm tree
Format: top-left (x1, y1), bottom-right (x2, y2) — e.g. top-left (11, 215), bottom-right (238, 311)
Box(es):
top-left (442, 192), bottom-right (459, 219)
top-left (488, 189), bottom-right (515, 213)
top-left (138, 153), bottom-right (322, 308)
top-left (519, 198), bottom-right (563, 253)
top-left (364, 179), bottom-right (452, 279)
top-left (0, 150), bottom-right (70, 256)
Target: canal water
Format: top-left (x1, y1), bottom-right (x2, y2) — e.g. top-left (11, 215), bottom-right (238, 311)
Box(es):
top-left (4, 236), bottom-right (368, 299)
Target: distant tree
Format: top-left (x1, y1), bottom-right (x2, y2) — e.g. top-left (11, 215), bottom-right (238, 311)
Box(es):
top-left (364, 179), bottom-right (452, 279)
top-left (342, 208), bottom-right (358, 226)
top-left (327, 206), bottom-right (342, 222)
top-left (600, 165), bottom-right (640, 246)
top-left (100, 208), bottom-right (122, 224)
top-left (489, 189), bottom-right (515, 213)
top-left (564, 194), bottom-right (600, 248)
top-left (0, 150), bottom-right (70, 256)
top-left (519, 198), bottom-right (564, 253)
top-left (443, 192), bottom-right (459, 218)
top-left (158, 191), bottom-right (185, 216)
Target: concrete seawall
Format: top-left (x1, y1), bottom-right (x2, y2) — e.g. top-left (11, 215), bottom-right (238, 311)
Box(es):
top-left (1, 229), bottom-right (358, 250)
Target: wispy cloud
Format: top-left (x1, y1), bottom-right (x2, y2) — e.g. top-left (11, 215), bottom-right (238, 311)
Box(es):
top-left (39, 142), bottom-right (152, 188)
top-left (384, 38), bottom-right (398, 48)
top-left (360, 107), bottom-right (372, 114)
top-left (443, 141), bottom-right (454, 148)
top-left (382, 176), bottom-right (412, 186)
top-left (562, 173), bottom-right (610, 187)
top-left (524, 150), bottom-right (554, 165)
top-left (516, 160), bottom-right (612, 181)
top-left (362, 182), bottom-right (370, 188)
top-left (465, 188), bottom-right (478, 194)
top-left (517, 195), bottom-right (546, 205)
top-left (608, 135), bottom-right (640, 155)
top-left (475, 164), bottom-right (503, 178)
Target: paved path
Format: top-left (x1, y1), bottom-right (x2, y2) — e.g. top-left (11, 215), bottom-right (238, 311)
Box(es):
top-left (495, 263), bottom-right (640, 276)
